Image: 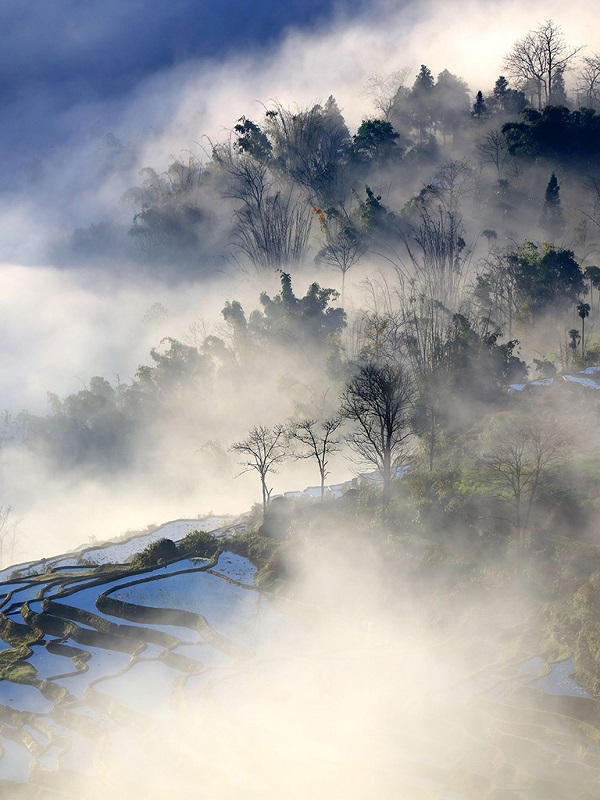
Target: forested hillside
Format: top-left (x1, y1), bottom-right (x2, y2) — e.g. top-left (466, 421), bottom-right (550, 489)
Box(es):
top-left (4, 14), bottom-right (600, 798)
top-left (12, 19), bottom-right (600, 505)
top-left (0, 16), bottom-right (597, 688)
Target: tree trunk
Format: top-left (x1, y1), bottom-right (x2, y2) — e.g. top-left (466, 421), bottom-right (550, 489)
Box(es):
top-left (382, 448), bottom-right (392, 509)
top-left (261, 476), bottom-right (268, 518)
top-left (429, 407), bottom-right (435, 472)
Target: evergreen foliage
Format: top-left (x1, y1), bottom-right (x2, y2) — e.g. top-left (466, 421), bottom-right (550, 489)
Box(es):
top-left (507, 242), bottom-right (586, 315)
top-left (540, 172), bottom-right (565, 238)
top-left (471, 91), bottom-right (488, 121)
top-left (351, 119), bottom-right (403, 165)
top-left (502, 106), bottom-right (600, 163)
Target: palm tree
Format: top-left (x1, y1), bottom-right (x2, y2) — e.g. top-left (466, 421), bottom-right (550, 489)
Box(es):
top-left (568, 328), bottom-right (581, 367)
top-left (577, 302), bottom-right (591, 361)
top-left (481, 229), bottom-right (497, 251)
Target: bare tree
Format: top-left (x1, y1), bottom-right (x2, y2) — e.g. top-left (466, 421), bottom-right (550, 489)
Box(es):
top-left (503, 20), bottom-right (582, 109)
top-left (230, 425), bottom-right (288, 516)
top-left (218, 150), bottom-right (312, 272)
top-left (399, 295), bottom-right (455, 472)
top-left (392, 162), bottom-right (476, 308)
top-left (471, 247), bottom-right (520, 337)
top-left (362, 70), bottom-right (411, 122)
top-left (288, 417), bottom-right (343, 500)
top-left (403, 205), bottom-right (469, 309)
top-left (479, 415), bottom-right (568, 551)
top-left (313, 206), bottom-right (366, 302)
top-left (585, 265), bottom-right (600, 315)
top-left (266, 98), bottom-right (352, 200)
top-left (477, 129), bottom-right (510, 180)
top-left (424, 160), bottom-right (477, 215)
top-left (0, 506), bottom-right (21, 568)
top-left (578, 54), bottom-right (600, 109)
top-left (233, 188), bottom-right (312, 272)
top-left (341, 360), bottom-right (414, 507)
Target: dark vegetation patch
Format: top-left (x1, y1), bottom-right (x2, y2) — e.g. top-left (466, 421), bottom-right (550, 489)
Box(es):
top-left (178, 529), bottom-right (220, 558)
top-left (130, 530), bottom-right (221, 569)
top-left (130, 537), bottom-right (179, 568)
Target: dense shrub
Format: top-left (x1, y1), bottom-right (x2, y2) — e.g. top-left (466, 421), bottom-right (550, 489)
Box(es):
top-left (258, 496), bottom-right (292, 539)
top-left (178, 529), bottom-right (219, 558)
top-left (130, 537), bottom-right (178, 568)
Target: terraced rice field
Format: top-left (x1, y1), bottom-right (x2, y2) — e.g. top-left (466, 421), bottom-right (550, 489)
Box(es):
top-left (1, 520), bottom-right (600, 797)
top-left (0, 517), bottom-right (291, 796)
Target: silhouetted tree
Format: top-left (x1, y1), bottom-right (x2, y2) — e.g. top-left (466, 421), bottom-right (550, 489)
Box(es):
top-left (482, 229), bottom-right (498, 249)
top-left (219, 152), bottom-right (312, 272)
top-left (506, 242), bottom-right (585, 316)
top-left (541, 172), bottom-right (564, 238)
top-left (577, 301), bottom-right (591, 359)
top-left (352, 185), bottom-right (402, 250)
top-left (399, 296), bottom-right (453, 472)
top-left (578, 54), bottom-right (600, 110)
top-left (263, 98), bottom-right (352, 204)
top-left (230, 425), bottom-right (288, 516)
top-left (419, 159), bottom-right (476, 214)
top-left (434, 69), bottom-right (471, 142)
top-left (503, 106), bottom-right (600, 163)
top-left (441, 312), bottom-right (527, 403)
top-left (487, 75), bottom-right (528, 116)
top-left (124, 160), bottom-right (213, 265)
top-left (477, 129), bottom-right (510, 179)
top-left (288, 417), bottom-right (343, 500)
top-left (533, 357), bottom-right (557, 377)
top-left (503, 20), bottom-right (582, 109)
top-left (351, 119), bottom-right (403, 166)
top-left (568, 327), bottom-right (581, 364)
top-left (475, 242), bottom-right (586, 327)
top-left (472, 91), bottom-right (489, 121)
top-left (402, 204), bottom-right (468, 308)
top-left (551, 66), bottom-right (569, 107)
top-left (473, 257), bottom-right (518, 337)
top-left (479, 413), bottom-right (568, 551)
top-left (233, 116), bottom-right (273, 161)
top-left (363, 70), bottom-right (411, 122)
top-left (341, 360), bottom-right (414, 507)
top-left (585, 265), bottom-right (600, 313)
top-left (409, 65), bottom-right (436, 143)
top-left (222, 271), bottom-right (347, 362)
top-left (313, 206), bottom-right (366, 301)
top-left (131, 338), bottom-right (209, 404)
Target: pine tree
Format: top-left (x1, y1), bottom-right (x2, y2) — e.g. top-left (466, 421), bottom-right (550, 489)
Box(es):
top-left (471, 90), bottom-right (488, 121)
top-left (550, 67), bottom-right (568, 106)
top-left (490, 76), bottom-right (509, 112)
top-left (409, 65), bottom-right (436, 142)
top-left (487, 75), bottom-right (527, 116)
top-left (412, 64), bottom-right (435, 93)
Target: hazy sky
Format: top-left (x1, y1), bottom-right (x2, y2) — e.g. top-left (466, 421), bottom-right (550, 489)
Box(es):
top-left (1, 1), bottom-right (594, 195)
top-left (0, 0), bottom-right (364, 169)
top-left (0, 3), bottom-right (593, 194)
